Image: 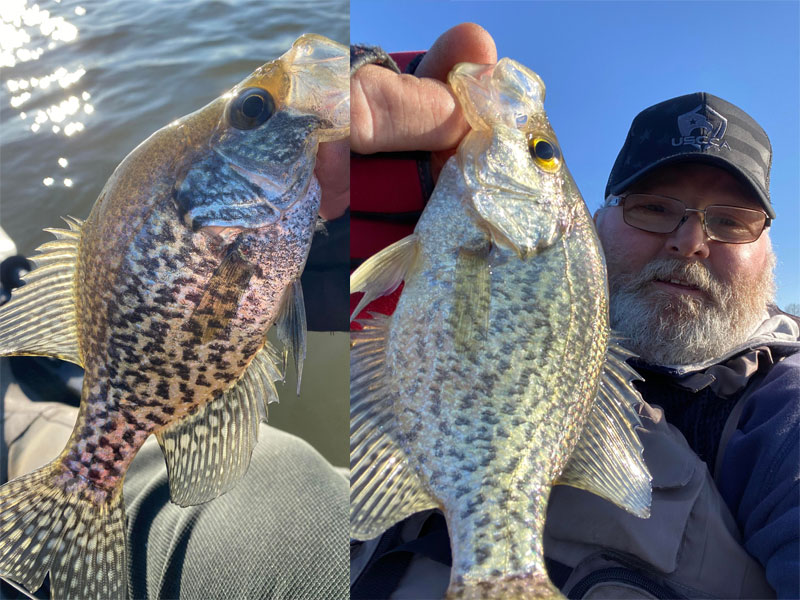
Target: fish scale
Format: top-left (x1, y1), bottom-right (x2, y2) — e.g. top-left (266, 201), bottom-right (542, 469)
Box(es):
top-left (350, 58), bottom-right (651, 599)
top-left (0, 33), bottom-right (348, 599)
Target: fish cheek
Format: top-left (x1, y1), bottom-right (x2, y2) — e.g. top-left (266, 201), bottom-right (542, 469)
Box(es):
top-left (174, 153), bottom-right (280, 232)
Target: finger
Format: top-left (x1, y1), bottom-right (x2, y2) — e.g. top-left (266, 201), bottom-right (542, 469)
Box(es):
top-left (315, 138), bottom-right (350, 220)
top-left (351, 65), bottom-right (466, 154)
top-left (415, 23), bottom-right (497, 182)
top-left (415, 23), bottom-right (498, 82)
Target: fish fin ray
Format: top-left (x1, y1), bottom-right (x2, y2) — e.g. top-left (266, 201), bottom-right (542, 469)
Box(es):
top-left (555, 339), bottom-right (652, 517)
top-left (188, 248), bottom-right (254, 344)
top-left (0, 461), bottom-right (127, 599)
top-left (276, 279), bottom-right (306, 395)
top-left (0, 219), bottom-right (83, 365)
top-left (156, 343), bottom-right (282, 506)
top-left (350, 314), bottom-right (438, 540)
top-left (350, 234), bottom-right (419, 321)
top-left (450, 245), bottom-right (491, 354)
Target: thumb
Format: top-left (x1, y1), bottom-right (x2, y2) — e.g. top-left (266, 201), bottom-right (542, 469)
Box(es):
top-left (350, 65), bottom-right (467, 154)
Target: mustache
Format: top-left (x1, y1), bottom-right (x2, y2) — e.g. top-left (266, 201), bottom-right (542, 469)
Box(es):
top-left (612, 259), bottom-right (727, 305)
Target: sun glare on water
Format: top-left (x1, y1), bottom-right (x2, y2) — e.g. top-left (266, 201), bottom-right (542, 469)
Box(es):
top-left (1, 0), bottom-right (93, 188)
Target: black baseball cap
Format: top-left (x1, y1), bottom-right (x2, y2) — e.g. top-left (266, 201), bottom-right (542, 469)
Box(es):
top-left (605, 92), bottom-right (774, 219)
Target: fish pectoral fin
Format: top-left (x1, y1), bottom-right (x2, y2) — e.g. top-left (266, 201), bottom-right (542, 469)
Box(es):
top-left (350, 234), bottom-right (420, 322)
top-left (0, 216), bottom-right (83, 365)
top-left (451, 244), bottom-right (491, 354)
top-left (555, 340), bottom-right (652, 518)
top-left (350, 313), bottom-right (438, 540)
top-left (156, 343), bottom-right (282, 507)
top-left (276, 279), bottom-right (307, 395)
top-left (187, 248), bottom-right (254, 345)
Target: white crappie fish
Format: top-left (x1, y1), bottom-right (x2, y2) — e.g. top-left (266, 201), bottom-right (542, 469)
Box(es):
top-left (350, 59), bottom-right (651, 599)
top-left (0, 34), bottom-right (348, 599)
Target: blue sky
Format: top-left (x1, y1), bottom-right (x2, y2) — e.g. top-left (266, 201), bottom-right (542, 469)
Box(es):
top-left (352, 0), bottom-right (800, 310)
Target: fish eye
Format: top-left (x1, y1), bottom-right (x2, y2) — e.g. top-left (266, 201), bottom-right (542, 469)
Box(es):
top-left (527, 135), bottom-right (562, 172)
top-left (228, 87), bottom-right (275, 130)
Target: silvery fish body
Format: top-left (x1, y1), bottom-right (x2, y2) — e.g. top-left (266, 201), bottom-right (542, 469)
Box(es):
top-left (0, 34), bottom-right (348, 599)
top-left (350, 59), bottom-right (650, 599)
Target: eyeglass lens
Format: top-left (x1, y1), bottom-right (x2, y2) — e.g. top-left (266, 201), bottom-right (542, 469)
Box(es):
top-left (622, 194), bottom-right (767, 243)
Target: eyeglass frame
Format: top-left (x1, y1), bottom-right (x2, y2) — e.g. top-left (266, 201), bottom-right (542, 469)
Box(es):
top-left (605, 192), bottom-right (772, 244)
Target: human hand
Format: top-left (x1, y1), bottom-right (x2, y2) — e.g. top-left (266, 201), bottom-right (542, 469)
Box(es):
top-left (316, 138), bottom-right (350, 220)
top-left (350, 22), bottom-right (497, 181)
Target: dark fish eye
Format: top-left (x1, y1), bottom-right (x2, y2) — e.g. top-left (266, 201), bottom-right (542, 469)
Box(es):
top-left (228, 87), bottom-right (275, 130)
top-left (533, 140), bottom-right (554, 161)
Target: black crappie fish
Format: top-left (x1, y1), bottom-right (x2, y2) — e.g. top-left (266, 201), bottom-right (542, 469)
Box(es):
top-left (0, 33), bottom-right (348, 599)
top-left (350, 59), bottom-right (650, 599)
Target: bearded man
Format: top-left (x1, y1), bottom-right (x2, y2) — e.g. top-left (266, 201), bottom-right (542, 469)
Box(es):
top-left (349, 24), bottom-right (800, 599)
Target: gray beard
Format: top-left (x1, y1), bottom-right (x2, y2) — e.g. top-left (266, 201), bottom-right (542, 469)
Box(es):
top-left (608, 255), bottom-right (776, 366)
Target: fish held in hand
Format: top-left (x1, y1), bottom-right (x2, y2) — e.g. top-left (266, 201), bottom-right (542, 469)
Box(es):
top-left (0, 33), bottom-right (348, 599)
top-left (350, 58), bottom-right (650, 599)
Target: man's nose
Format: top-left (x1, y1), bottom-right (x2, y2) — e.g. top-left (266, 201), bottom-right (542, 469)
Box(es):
top-left (665, 213), bottom-right (710, 259)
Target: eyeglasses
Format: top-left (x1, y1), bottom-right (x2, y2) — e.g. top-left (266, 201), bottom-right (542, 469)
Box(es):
top-left (607, 193), bottom-right (770, 244)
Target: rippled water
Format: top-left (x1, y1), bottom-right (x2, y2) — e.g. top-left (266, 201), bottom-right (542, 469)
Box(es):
top-left (0, 0), bottom-right (350, 465)
top-left (1, 0), bottom-right (348, 254)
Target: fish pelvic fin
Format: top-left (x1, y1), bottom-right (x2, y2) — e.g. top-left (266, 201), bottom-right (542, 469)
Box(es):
top-left (350, 313), bottom-right (438, 540)
top-left (276, 279), bottom-right (306, 395)
top-left (450, 244), bottom-right (491, 355)
top-left (555, 339), bottom-right (652, 517)
top-left (350, 234), bottom-right (419, 322)
top-left (0, 216), bottom-right (82, 366)
top-left (0, 460), bottom-right (127, 599)
top-left (156, 343), bottom-right (282, 507)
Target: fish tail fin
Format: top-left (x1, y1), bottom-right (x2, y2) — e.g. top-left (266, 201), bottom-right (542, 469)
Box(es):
top-left (447, 575), bottom-right (564, 599)
top-left (0, 461), bottom-right (127, 599)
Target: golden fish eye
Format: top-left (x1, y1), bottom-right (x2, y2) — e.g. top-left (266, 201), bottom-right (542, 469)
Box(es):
top-left (527, 135), bottom-right (562, 172)
top-left (228, 87), bottom-right (275, 130)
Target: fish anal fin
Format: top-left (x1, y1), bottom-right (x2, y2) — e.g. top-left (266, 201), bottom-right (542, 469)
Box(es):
top-left (450, 243), bottom-right (491, 354)
top-left (188, 248), bottom-right (254, 344)
top-left (555, 340), bottom-right (652, 518)
top-left (156, 344), bottom-right (282, 507)
top-left (0, 217), bottom-right (83, 366)
top-left (350, 313), bottom-right (438, 540)
top-left (276, 279), bottom-right (306, 395)
top-left (350, 234), bottom-right (419, 322)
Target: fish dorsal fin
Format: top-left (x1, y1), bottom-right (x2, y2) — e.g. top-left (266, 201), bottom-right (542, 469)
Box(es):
top-left (555, 340), bottom-right (652, 518)
top-left (350, 234), bottom-right (419, 322)
top-left (0, 216), bottom-right (83, 366)
top-left (350, 313), bottom-right (438, 540)
top-left (155, 343), bottom-right (282, 507)
top-left (276, 279), bottom-right (306, 395)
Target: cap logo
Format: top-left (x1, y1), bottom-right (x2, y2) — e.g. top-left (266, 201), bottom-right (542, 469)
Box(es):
top-left (672, 104), bottom-right (731, 151)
